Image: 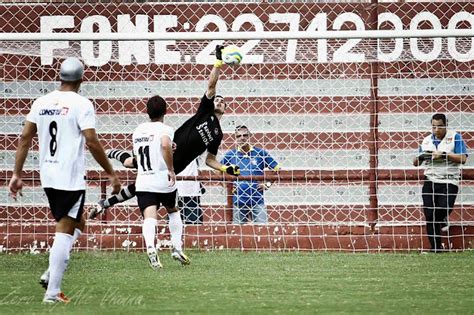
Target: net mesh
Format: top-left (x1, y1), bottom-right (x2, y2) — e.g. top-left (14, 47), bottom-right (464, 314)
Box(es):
top-left (0, 1), bottom-right (473, 252)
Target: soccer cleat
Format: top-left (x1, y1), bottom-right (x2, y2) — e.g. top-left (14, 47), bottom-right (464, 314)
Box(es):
top-left (171, 249), bottom-right (191, 265)
top-left (89, 200), bottom-right (106, 220)
top-left (43, 292), bottom-right (70, 304)
top-left (39, 270), bottom-right (49, 290)
top-left (147, 250), bottom-right (163, 270)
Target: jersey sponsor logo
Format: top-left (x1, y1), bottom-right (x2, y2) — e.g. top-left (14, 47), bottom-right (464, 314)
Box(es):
top-left (39, 107), bottom-right (69, 116)
top-left (134, 135), bottom-right (154, 143)
top-left (196, 122), bottom-right (214, 146)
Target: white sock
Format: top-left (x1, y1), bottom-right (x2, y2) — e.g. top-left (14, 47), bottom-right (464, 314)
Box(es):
top-left (169, 212), bottom-right (183, 251)
top-left (68, 228), bottom-right (82, 260)
top-left (72, 228), bottom-right (82, 243)
top-left (44, 228), bottom-right (81, 276)
top-left (142, 218), bottom-right (157, 252)
top-left (46, 233), bottom-right (73, 297)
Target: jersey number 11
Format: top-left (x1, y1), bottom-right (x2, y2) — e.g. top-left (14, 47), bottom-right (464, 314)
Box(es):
top-left (138, 146), bottom-right (152, 172)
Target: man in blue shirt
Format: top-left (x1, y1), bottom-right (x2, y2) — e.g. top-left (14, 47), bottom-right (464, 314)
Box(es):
top-left (413, 113), bottom-right (468, 252)
top-left (221, 125), bottom-right (280, 224)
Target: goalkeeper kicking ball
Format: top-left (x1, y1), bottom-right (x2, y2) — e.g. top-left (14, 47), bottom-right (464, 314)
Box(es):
top-left (222, 46), bottom-right (243, 66)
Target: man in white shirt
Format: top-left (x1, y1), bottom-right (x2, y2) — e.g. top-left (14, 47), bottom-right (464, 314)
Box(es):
top-left (133, 95), bottom-right (190, 269)
top-left (176, 158), bottom-right (205, 224)
top-left (414, 113), bottom-right (468, 253)
top-left (8, 57), bottom-right (121, 303)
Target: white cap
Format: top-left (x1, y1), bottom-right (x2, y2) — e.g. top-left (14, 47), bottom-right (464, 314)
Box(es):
top-left (59, 57), bottom-right (84, 82)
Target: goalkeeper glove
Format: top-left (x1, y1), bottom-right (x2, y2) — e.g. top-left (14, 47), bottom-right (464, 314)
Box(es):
top-left (220, 165), bottom-right (240, 176)
top-left (214, 45), bottom-right (224, 68)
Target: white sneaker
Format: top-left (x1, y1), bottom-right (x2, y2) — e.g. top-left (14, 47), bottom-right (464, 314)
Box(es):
top-left (43, 292), bottom-right (70, 304)
top-left (147, 250), bottom-right (163, 269)
top-left (39, 270), bottom-right (49, 290)
top-left (171, 248), bottom-right (191, 265)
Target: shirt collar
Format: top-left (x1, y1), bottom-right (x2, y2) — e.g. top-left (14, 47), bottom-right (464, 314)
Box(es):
top-left (431, 133), bottom-right (445, 142)
top-left (237, 145), bottom-right (254, 155)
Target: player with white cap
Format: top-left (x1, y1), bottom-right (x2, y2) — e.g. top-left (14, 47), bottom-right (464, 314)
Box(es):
top-left (8, 57), bottom-right (121, 304)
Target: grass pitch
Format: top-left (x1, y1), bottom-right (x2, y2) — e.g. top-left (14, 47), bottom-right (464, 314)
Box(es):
top-left (0, 250), bottom-right (472, 314)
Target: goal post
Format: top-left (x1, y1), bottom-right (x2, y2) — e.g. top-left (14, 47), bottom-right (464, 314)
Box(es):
top-left (1, 1), bottom-right (473, 252)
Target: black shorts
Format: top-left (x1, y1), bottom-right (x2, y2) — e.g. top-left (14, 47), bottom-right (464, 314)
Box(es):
top-left (44, 188), bottom-right (86, 222)
top-left (136, 190), bottom-right (177, 214)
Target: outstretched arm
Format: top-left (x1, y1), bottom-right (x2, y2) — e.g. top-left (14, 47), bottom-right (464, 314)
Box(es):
top-left (206, 45), bottom-right (224, 99)
top-left (206, 152), bottom-right (225, 171)
top-left (206, 152), bottom-right (240, 176)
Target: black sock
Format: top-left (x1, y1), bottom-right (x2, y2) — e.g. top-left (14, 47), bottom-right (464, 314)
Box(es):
top-left (107, 149), bottom-right (131, 164)
top-left (103, 184), bottom-right (136, 207)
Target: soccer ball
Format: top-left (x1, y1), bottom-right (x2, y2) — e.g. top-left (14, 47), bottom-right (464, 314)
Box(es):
top-left (222, 46), bottom-right (243, 66)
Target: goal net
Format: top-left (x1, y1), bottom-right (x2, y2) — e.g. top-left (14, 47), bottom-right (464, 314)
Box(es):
top-left (1, 1), bottom-right (473, 252)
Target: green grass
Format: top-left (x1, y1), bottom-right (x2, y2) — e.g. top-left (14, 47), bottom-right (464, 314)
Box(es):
top-left (0, 251), bottom-right (473, 314)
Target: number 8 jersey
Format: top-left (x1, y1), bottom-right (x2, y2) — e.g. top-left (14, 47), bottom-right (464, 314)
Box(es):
top-left (132, 121), bottom-right (176, 193)
top-left (26, 90), bottom-right (95, 190)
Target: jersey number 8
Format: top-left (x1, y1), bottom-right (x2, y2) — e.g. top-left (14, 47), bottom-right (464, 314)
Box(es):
top-left (49, 121), bottom-right (58, 156)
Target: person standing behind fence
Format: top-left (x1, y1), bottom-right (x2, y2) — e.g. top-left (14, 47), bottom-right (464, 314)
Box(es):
top-left (8, 57), bottom-right (121, 303)
top-left (221, 125), bottom-right (280, 224)
top-left (176, 158), bottom-right (205, 224)
top-left (413, 113), bottom-right (468, 253)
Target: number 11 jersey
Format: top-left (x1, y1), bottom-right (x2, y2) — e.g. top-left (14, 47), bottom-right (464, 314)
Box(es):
top-left (26, 90), bottom-right (95, 190)
top-left (132, 121), bottom-right (175, 193)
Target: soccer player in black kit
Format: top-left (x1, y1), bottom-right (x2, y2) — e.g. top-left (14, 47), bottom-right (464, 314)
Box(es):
top-left (90, 46), bottom-right (240, 220)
